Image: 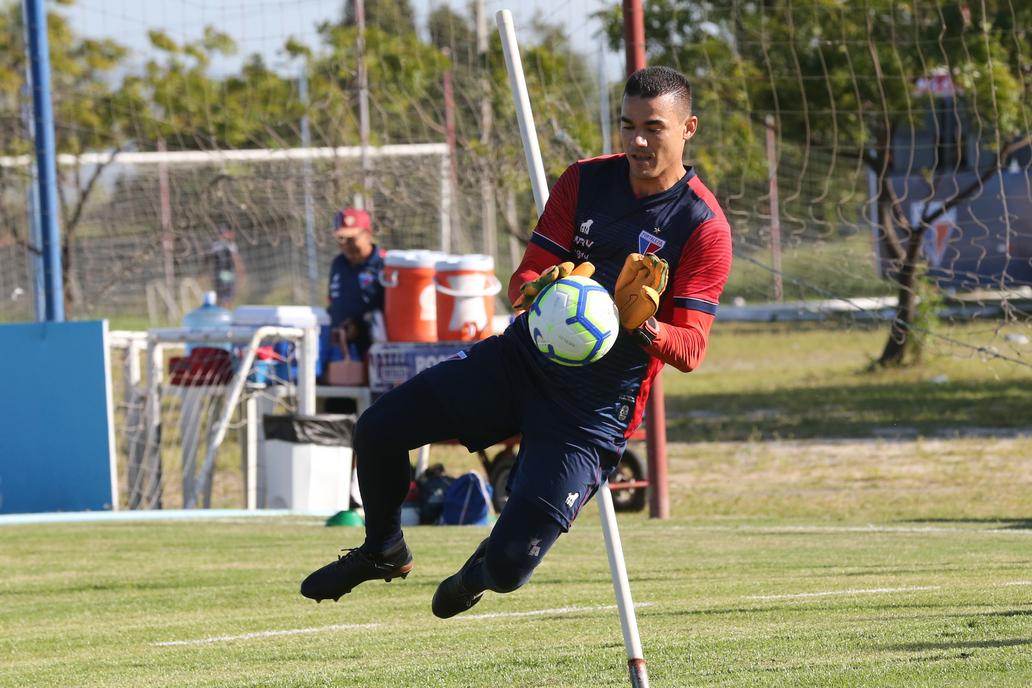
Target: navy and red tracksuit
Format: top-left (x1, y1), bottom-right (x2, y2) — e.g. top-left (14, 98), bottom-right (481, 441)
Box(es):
top-left (354, 154), bottom-right (732, 593)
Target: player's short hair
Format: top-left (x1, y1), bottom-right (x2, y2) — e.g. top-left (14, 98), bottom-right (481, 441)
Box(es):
top-left (624, 66), bottom-right (692, 115)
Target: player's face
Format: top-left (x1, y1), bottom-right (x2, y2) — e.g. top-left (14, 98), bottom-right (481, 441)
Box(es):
top-left (620, 93), bottom-right (698, 194)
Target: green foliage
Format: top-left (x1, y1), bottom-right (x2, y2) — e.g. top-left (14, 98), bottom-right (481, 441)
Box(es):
top-left (597, 0), bottom-right (1029, 210)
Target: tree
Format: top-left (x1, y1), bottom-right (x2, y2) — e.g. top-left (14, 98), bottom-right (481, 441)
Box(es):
top-left (601, 0), bottom-right (1030, 366)
top-left (0, 0), bottom-right (128, 312)
top-left (340, 0), bottom-right (416, 35)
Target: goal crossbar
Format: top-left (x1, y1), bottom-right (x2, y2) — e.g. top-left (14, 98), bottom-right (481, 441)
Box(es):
top-left (0, 142), bottom-right (448, 168)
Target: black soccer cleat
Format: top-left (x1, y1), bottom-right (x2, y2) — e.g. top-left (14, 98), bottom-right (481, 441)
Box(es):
top-left (432, 538), bottom-right (489, 619)
top-left (301, 541), bottom-right (414, 602)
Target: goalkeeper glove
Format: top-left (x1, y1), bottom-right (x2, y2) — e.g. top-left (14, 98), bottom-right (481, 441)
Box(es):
top-left (513, 261), bottom-right (595, 311)
top-left (614, 253), bottom-right (669, 331)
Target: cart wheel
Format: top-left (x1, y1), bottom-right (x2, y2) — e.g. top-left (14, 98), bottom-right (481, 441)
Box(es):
top-left (487, 449), bottom-right (516, 513)
top-left (609, 448), bottom-right (647, 512)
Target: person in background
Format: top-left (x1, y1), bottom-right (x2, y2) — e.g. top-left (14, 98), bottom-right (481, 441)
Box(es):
top-left (211, 224), bottom-right (245, 309)
top-left (327, 207), bottom-right (386, 361)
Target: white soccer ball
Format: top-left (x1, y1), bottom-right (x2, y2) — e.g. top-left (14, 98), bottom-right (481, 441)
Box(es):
top-left (527, 275), bottom-right (620, 366)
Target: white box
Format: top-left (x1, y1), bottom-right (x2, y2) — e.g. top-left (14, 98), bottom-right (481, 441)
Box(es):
top-left (261, 441), bottom-right (352, 514)
top-left (232, 305), bottom-right (329, 329)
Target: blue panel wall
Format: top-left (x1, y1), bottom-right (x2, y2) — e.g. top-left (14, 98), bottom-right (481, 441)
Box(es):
top-left (0, 321), bottom-right (116, 513)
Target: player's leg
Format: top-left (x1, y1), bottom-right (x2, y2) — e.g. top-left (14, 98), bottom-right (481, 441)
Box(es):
top-left (301, 374), bottom-right (464, 602)
top-left (302, 338), bottom-right (521, 602)
top-left (431, 494), bottom-right (563, 618)
top-left (432, 435), bottom-right (619, 618)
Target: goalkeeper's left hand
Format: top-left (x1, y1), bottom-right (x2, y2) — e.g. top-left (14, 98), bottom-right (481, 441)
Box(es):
top-left (614, 253), bottom-right (668, 331)
top-left (513, 261), bottom-right (595, 312)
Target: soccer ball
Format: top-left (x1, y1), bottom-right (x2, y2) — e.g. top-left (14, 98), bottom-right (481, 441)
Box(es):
top-left (528, 275), bottom-right (619, 366)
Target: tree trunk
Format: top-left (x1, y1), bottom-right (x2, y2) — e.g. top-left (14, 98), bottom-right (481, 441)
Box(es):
top-left (872, 136), bottom-right (1030, 367)
top-left (878, 221), bottom-right (923, 366)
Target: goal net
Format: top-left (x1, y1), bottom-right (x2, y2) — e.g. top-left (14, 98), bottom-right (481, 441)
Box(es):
top-left (1, 144), bottom-right (452, 324)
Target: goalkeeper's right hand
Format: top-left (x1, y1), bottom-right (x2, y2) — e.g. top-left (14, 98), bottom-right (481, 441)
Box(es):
top-left (512, 261), bottom-right (595, 312)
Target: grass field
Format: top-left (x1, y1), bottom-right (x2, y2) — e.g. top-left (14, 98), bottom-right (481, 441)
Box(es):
top-left (5, 321), bottom-right (1031, 687)
top-left (5, 434), bottom-right (1032, 688)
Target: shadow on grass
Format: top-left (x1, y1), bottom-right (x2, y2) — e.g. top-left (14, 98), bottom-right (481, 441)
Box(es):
top-left (902, 518), bottom-right (1032, 530)
top-left (666, 378), bottom-right (1032, 442)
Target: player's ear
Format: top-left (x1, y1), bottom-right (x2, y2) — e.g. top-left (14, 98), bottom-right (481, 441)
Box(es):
top-left (683, 114), bottom-right (698, 142)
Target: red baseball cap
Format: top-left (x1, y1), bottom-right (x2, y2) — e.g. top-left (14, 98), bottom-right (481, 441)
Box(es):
top-left (333, 208), bottom-right (372, 236)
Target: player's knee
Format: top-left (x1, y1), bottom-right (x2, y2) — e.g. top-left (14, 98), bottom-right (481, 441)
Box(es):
top-left (483, 555), bottom-right (534, 593)
top-left (352, 402), bottom-right (390, 456)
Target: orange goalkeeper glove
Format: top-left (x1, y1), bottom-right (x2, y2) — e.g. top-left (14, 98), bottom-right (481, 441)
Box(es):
top-left (614, 253), bottom-right (668, 330)
top-left (513, 261), bottom-right (595, 312)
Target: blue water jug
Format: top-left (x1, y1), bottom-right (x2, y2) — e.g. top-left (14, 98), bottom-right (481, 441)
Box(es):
top-left (183, 291), bottom-right (233, 353)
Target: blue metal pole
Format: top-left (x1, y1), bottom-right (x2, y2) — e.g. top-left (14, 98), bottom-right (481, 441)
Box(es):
top-left (19, 77), bottom-right (45, 321)
top-left (299, 68), bottom-right (318, 306)
top-left (23, 0), bottom-right (64, 321)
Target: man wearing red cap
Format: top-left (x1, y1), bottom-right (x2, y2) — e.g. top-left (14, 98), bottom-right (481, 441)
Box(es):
top-left (327, 207), bottom-right (385, 359)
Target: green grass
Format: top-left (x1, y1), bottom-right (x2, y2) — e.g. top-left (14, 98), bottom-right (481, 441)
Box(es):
top-left (5, 438), bottom-right (1032, 688)
top-left (665, 321), bottom-right (1032, 441)
top-left (6, 317), bottom-right (1030, 686)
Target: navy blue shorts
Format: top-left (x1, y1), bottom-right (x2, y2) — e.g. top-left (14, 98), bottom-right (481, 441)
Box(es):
top-left (421, 335), bottom-right (620, 531)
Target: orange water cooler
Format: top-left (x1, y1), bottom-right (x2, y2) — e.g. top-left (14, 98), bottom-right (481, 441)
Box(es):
top-left (433, 254), bottom-right (501, 341)
top-left (380, 250), bottom-right (444, 342)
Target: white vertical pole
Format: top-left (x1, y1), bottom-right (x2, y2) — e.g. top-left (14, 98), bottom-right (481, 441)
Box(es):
top-left (495, 10), bottom-right (549, 215)
top-left (496, 10), bottom-right (648, 686)
top-left (298, 326), bottom-right (317, 415)
top-left (244, 395), bottom-right (258, 510)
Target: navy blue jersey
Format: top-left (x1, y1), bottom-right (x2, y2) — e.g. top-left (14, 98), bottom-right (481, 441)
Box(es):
top-left (327, 246), bottom-right (385, 330)
top-left (505, 155), bottom-right (732, 449)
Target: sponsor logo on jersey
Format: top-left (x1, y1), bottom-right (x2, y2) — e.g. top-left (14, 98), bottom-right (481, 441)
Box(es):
top-left (638, 230), bottom-right (666, 255)
top-left (565, 492), bottom-right (580, 508)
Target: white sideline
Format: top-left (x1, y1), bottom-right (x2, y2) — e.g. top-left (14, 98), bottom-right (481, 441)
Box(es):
top-left (153, 623), bottom-right (380, 646)
top-left (461, 602), bottom-right (653, 622)
top-left (746, 585), bottom-right (939, 601)
top-left (658, 524), bottom-right (1032, 536)
top-left (152, 603), bottom-right (653, 647)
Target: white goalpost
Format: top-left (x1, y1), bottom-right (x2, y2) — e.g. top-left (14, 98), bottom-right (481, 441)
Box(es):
top-left (0, 142), bottom-right (454, 323)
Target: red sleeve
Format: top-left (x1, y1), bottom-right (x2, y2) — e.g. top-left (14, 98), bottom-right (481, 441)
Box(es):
top-left (507, 164), bottom-right (580, 305)
top-left (645, 216), bottom-right (732, 372)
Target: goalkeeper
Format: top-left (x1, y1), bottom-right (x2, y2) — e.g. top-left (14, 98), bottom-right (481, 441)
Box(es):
top-left (301, 66), bottom-right (732, 618)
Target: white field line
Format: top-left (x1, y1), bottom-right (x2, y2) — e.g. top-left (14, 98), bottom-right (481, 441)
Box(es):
top-left (153, 603), bottom-right (654, 647)
top-left (153, 623), bottom-right (381, 646)
top-left (746, 585), bottom-right (940, 601)
top-left (1003, 580), bottom-right (1032, 586)
top-left (652, 524), bottom-right (1032, 536)
top-left (461, 602), bottom-right (653, 621)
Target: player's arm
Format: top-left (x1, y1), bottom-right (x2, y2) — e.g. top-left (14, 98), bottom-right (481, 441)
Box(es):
top-left (508, 164), bottom-right (581, 306)
top-left (640, 218), bottom-right (732, 372)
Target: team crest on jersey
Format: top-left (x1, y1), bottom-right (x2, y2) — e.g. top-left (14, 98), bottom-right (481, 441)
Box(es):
top-left (358, 270), bottom-right (375, 289)
top-left (638, 230), bottom-right (666, 255)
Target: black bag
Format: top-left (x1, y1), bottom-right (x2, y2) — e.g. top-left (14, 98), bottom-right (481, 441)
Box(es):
top-left (416, 463), bottom-right (454, 525)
